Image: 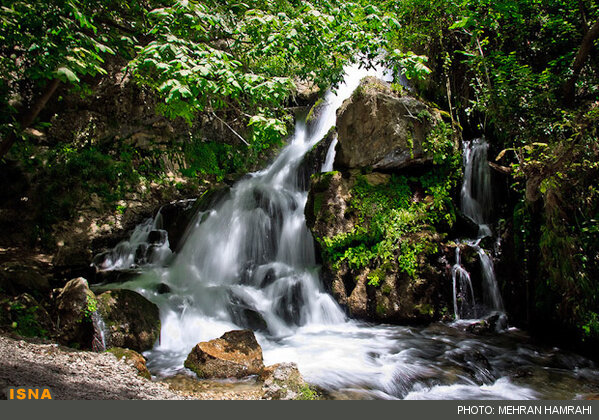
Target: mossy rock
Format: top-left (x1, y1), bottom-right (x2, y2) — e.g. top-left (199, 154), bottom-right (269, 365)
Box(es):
top-left (261, 362), bottom-right (320, 400)
top-left (108, 347), bottom-right (151, 379)
top-left (97, 289), bottom-right (160, 352)
top-left (184, 330), bottom-right (264, 379)
top-left (56, 278), bottom-right (97, 348)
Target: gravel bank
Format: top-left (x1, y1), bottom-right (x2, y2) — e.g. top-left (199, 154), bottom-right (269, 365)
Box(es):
top-left (0, 334), bottom-right (189, 400)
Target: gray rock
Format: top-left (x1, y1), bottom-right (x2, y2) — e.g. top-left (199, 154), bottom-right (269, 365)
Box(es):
top-left (261, 362), bottom-right (315, 400)
top-left (336, 77), bottom-right (442, 170)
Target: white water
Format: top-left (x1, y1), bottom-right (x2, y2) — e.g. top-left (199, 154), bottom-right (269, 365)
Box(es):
top-left (92, 211), bottom-right (172, 271)
top-left (91, 311), bottom-right (107, 352)
top-left (452, 248), bottom-right (476, 319)
top-left (98, 67), bottom-right (599, 399)
top-left (452, 138), bottom-right (504, 319)
top-left (321, 135), bottom-right (339, 172)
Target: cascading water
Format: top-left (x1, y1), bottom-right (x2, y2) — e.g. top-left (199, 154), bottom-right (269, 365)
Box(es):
top-left (452, 248), bottom-right (476, 319)
top-left (92, 210), bottom-right (172, 271)
top-left (97, 67), bottom-right (599, 399)
top-left (321, 134), bottom-right (339, 172)
top-left (91, 311), bottom-right (107, 352)
top-left (452, 138), bottom-right (504, 319)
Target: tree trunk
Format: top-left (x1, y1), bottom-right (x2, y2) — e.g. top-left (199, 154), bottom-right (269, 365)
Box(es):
top-left (562, 18), bottom-right (599, 106)
top-left (0, 78), bottom-right (61, 159)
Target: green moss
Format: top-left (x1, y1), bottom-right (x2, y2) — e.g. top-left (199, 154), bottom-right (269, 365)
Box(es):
top-left (306, 97), bottom-right (326, 123)
top-left (297, 384), bottom-right (319, 400)
top-left (83, 295), bottom-right (98, 321)
top-left (311, 171), bottom-right (338, 192)
top-left (7, 301), bottom-right (48, 338)
top-left (184, 358), bottom-right (206, 378)
top-left (415, 303), bottom-right (434, 317)
top-left (376, 303), bottom-right (387, 317)
top-left (313, 192), bottom-right (325, 218)
top-left (318, 170), bottom-right (457, 280)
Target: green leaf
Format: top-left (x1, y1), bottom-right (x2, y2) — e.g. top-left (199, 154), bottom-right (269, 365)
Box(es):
top-left (56, 66), bottom-right (79, 83)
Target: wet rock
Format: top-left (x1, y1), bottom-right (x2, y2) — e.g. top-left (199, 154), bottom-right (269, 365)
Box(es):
top-left (336, 77), bottom-right (444, 170)
top-left (466, 312), bottom-right (508, 335)
top-left (147, 230), bottom-right (167, 246)
top-left (159, 187), bottom-right (231, 252)
top-left (261, 362), bottom-right (315, 400)
top-left (55, 278), bottom-right (96, 347)
top-left (156, 283), bottom-right (171, 295)
top-left (96, 289), bottom-right (160, 352)
top-left (453, 209), bottom-right (481, 238)
top-left (108, 347), bottom-right (151, 379)
top-left (184, 330), bottom-right (264, 379)
top-left (298, 126), bottom-right (337, 190)
top-left (229, 295), bottom-right (268, 332)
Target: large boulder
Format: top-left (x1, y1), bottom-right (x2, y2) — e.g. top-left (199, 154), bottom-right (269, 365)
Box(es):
top-left (55, 278), bottom-right (97, 347)
top-left (306, 170), bottom-right (452, 324)
top-left (335, 77), bottom-right (442, 170)
top-left (96, 289), bottom-right (160, 352)
top-left (184, 330), bottom-right (264, 379)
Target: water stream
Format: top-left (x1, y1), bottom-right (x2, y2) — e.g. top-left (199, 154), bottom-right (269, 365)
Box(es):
top-left (95, 66), bottom-right (599, 399)
top-left (452, 138), bottom-right (504, 319)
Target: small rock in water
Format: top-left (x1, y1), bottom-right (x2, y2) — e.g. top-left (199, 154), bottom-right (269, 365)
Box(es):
top-left (261, 362), bottom-right (316, 400)
top-left (147, 230), bottom-right (167, 246)
top-left (184, 330), bottom-right (264, 379)
top-left (156, 283), bottom-right (171, 294)
top-left (466, 312), bottom-right (508, 335)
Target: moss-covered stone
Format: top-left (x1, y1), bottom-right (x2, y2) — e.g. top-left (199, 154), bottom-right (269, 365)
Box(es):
top-left (96, 289), bottom-right (160, 352)
top-left (108, 347), bottom-right (152, 379)
top-left (56, 278), bottom-right (97, 348)
top-left (336, 77), bottom-right (452, 170)
top-left (305, 137), bottom-right (458, 323)
top-left (261, 362), bottom-right (320, 400)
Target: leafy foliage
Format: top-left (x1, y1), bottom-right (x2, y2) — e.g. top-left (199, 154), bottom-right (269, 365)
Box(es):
top-left (387, 0), bottom-right (599, 342)
top-left (319, 169), bottom-right (458, 284)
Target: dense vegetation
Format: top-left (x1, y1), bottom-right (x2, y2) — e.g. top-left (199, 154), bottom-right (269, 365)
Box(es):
top-left (385, 0), bottom-right (599, 347)
top-left (1, 1), bottom-right (598, 350)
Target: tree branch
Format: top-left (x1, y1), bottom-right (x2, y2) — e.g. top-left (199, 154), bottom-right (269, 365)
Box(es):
top-left (562, 17), bottom-right (599, 106)
top-left (0, 79), bottom-right (61, 159)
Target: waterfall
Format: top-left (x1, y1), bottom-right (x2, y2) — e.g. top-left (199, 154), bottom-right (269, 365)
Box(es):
top-left (452, 248), bottom-right (476, 319)
top-left (119, 63), bottom-right (392, 369)
top-left (460, 138), bottom-right (493, 236)
top-left (92, 209), bottom-right (172, 271)
top-left (452, 138), bottom-right (504, 319)
top-left (321, 135), bottom-right (338, 172)
top-left (91, 68), bottom-right (599, 400)
top-left (91, 311), bottom-right (107, 352)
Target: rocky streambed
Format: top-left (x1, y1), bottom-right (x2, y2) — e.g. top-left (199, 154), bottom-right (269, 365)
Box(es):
top-left (0, 331), bottom-right (316, 400)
